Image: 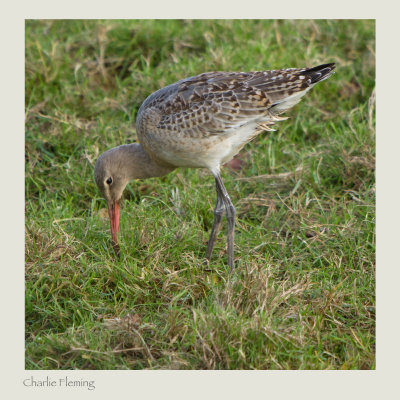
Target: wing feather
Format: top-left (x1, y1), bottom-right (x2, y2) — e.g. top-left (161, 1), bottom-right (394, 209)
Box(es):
top-left (136, 64), bottom-right (335, 139)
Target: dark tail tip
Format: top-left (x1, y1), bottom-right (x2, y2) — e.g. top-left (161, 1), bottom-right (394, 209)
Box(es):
top-left (299, 62), bottom-right (336, 84)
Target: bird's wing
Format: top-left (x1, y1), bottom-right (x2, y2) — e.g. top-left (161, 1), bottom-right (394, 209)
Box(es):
top-left (136, 65), bottom-right (335, 138)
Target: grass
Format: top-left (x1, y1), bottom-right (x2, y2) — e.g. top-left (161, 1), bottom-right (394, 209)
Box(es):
top-left (25, 19), bottom-right (375, 370)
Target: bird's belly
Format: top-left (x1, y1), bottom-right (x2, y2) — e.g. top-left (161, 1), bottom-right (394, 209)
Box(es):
top-left (141, 123), bottom-right (258, 169)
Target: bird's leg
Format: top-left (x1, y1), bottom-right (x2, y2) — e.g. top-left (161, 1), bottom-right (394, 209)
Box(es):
top-left (205, 185), bottom-right (225, 262)
top-left (214, 171), bottom-right (236, 273)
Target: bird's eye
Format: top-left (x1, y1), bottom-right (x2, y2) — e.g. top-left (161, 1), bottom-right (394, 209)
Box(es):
top-left (106, 177), bottom-right (113, 185)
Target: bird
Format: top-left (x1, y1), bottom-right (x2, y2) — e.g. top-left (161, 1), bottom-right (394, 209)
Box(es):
top-left (94, 62), bottom-right (336, 272)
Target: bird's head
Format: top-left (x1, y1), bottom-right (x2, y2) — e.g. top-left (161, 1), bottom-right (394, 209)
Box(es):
top-left (94, 147), bottom-right (132, 250)
top-left (94, 143), bottom-right (174, 255)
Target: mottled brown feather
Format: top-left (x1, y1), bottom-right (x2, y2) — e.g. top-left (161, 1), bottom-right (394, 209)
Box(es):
top-left (137, 64), bottom-right (335, 143)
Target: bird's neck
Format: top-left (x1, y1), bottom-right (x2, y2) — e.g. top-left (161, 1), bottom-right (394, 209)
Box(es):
top-left (117, 143), bottom-right (175, 180)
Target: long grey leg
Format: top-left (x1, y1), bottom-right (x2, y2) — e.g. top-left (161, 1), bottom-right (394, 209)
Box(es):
top-left (205, 185), bottom-right (225, 261)
top-left (214, 170), bottom-right (236, 273)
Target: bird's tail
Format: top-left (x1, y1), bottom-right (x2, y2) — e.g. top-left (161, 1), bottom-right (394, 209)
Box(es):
top-left (298, 63), bottom-right (336, 84)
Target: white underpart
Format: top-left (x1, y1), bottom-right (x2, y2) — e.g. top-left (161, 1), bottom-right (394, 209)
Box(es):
top-left (271, 85), bottom-right (314, 113)
top-left (157, 121), bottom-right (261, 170)
top-left (205, 122), bottom-right (260, 168)
top-left (198, 120), bottom-right (267, 169)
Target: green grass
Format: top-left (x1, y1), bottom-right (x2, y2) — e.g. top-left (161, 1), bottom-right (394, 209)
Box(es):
top-left (25, 19), bottom-right (375, 370)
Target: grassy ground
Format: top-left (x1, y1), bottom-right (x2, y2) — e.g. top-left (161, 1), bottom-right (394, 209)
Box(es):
top-left (25, 19), bottom-right (375, 369)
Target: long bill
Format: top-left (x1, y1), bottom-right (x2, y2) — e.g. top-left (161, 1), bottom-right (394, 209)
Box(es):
top-left (108, 201), bottom-right (120, 256)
